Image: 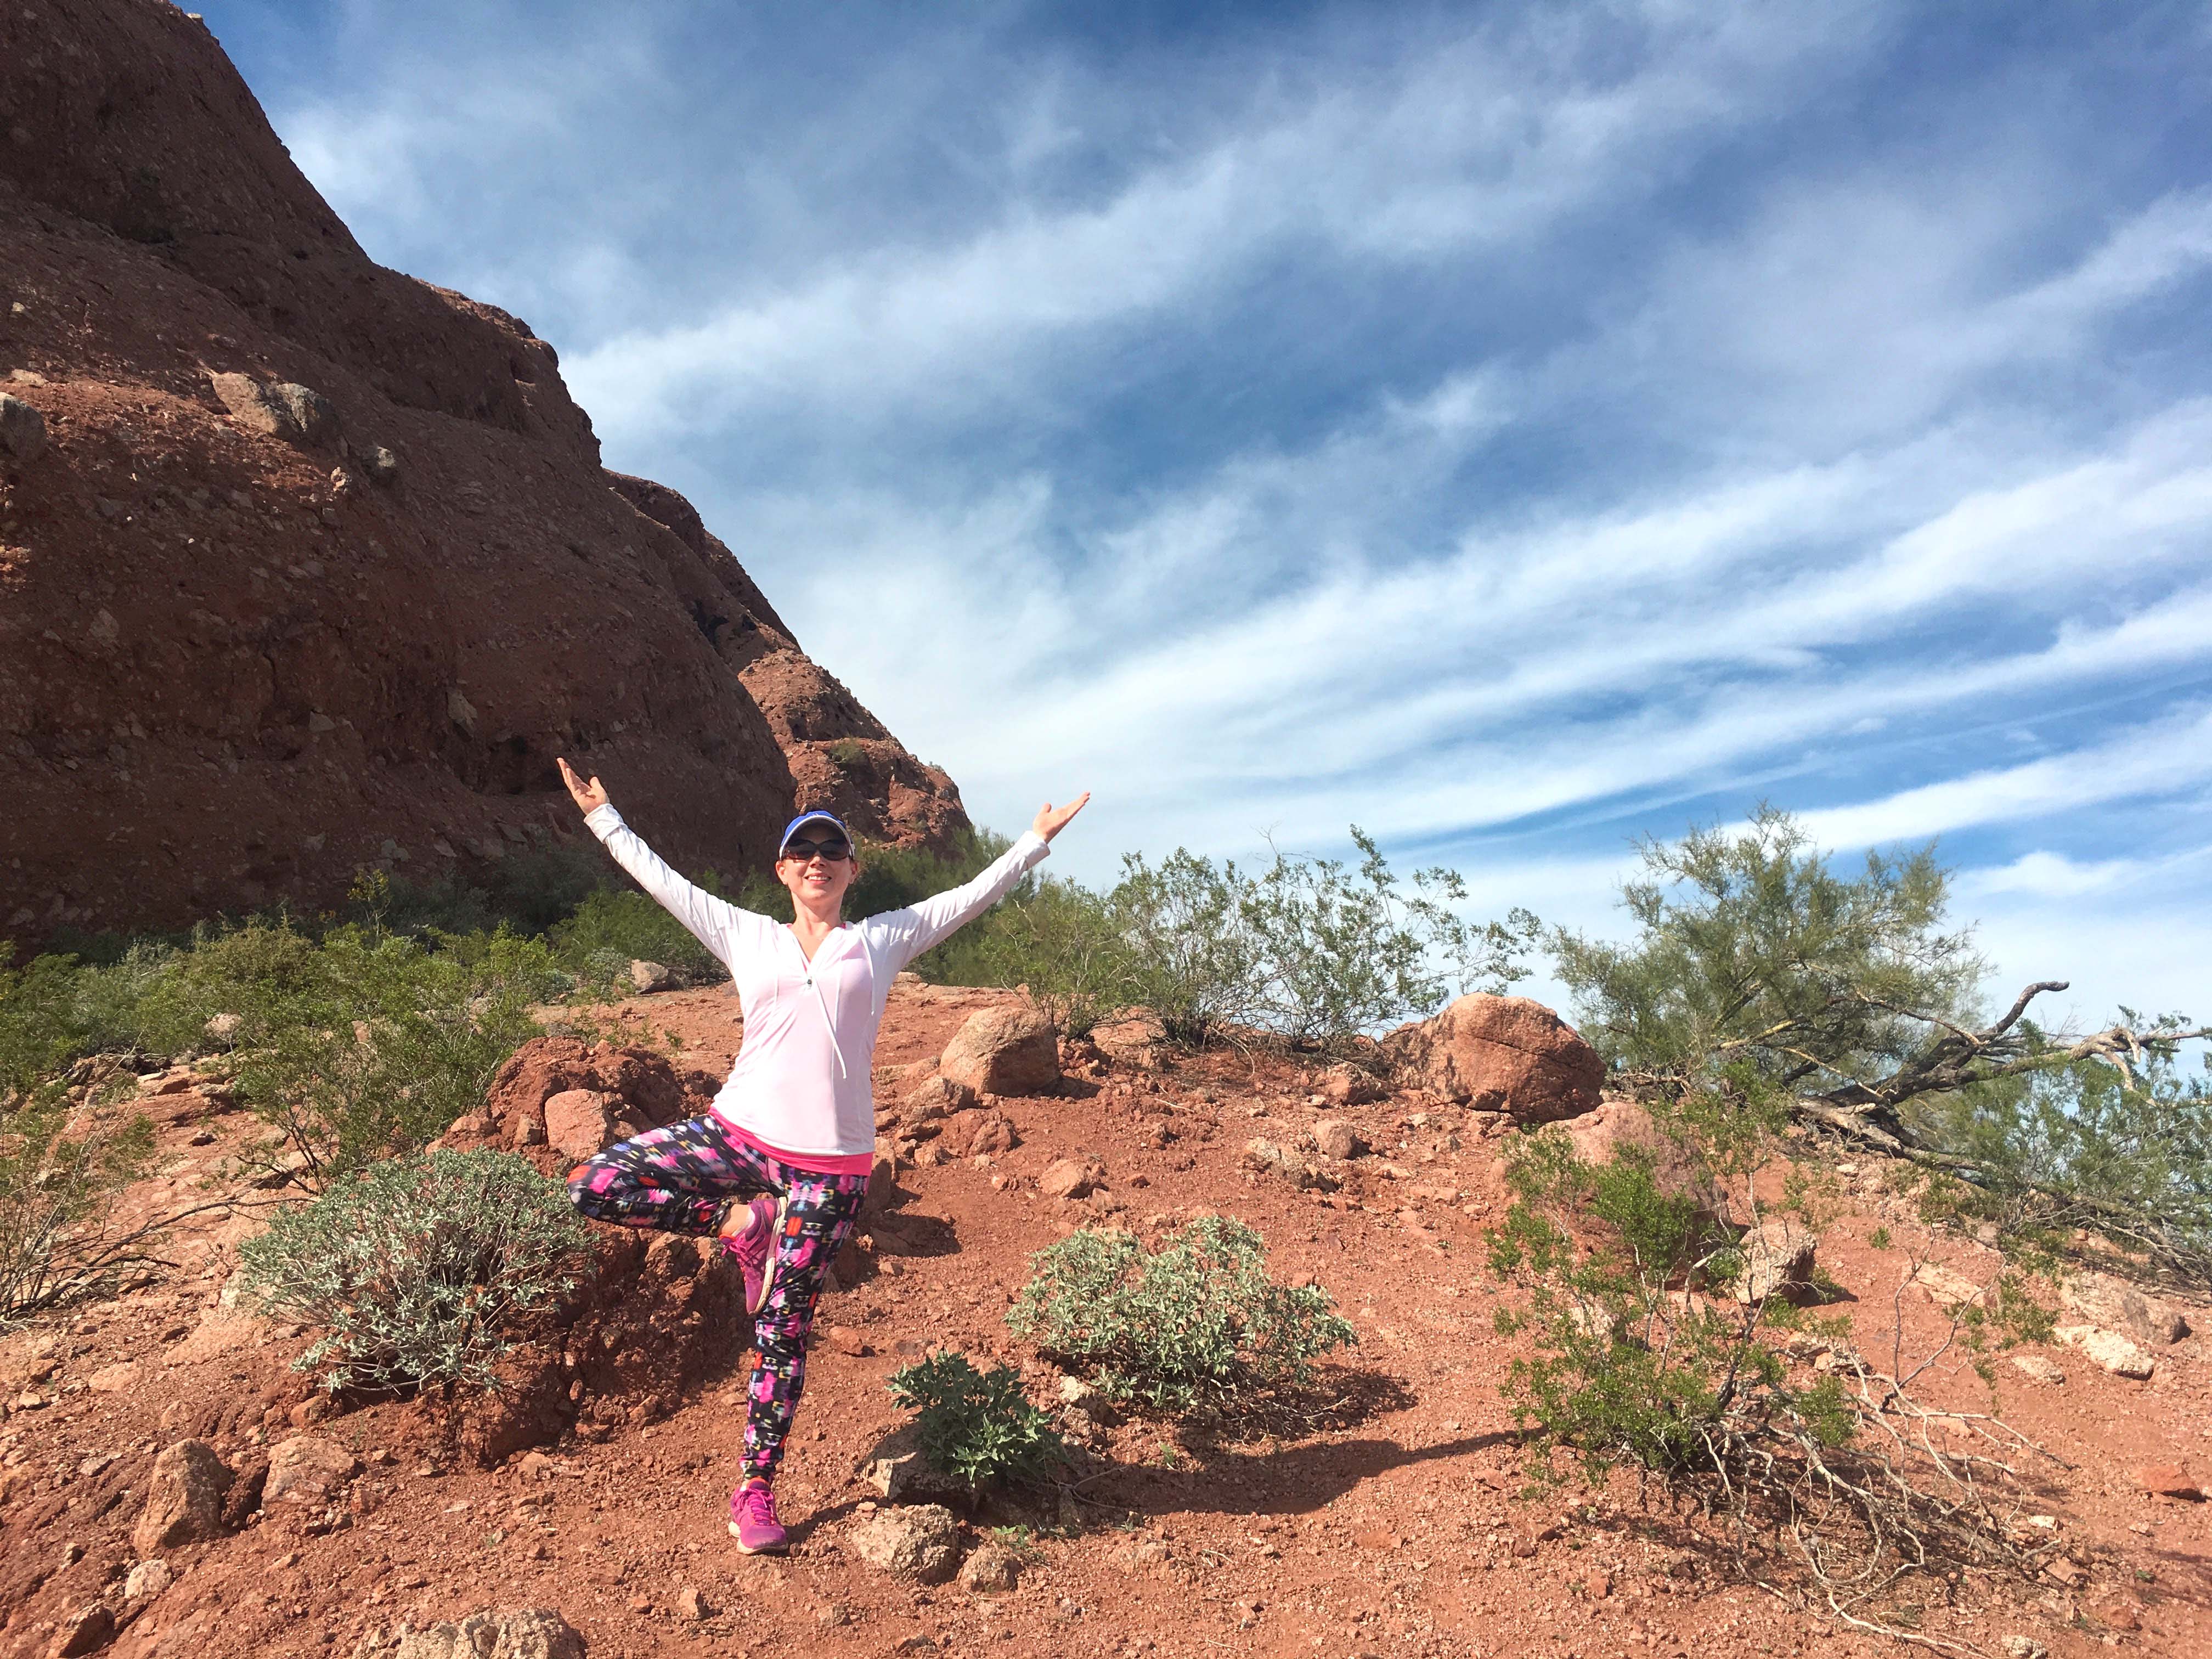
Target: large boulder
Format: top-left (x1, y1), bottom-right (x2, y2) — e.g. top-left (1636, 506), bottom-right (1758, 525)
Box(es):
top-left (1381, 996), bottom-right (1602, 1122)
top-left (939, 1008), bottom-right (1060, 1097)
top-left (133, 1440), bottom-right (233, 1554)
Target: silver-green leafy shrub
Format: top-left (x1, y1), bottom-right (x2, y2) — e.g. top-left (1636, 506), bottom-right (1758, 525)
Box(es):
top-left (1007, 1216), bottom-right (1355, 1415)
top-left (238, 1149), bottom-right (588, 1393)
top-left (887, 1351), bottom-right (1066, 1488)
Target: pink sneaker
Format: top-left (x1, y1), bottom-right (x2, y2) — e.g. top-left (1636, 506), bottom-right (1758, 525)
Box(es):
top-left (728, 1481), bottom-right (787, 1553)
top-left (724, 1195), bottom-right (784, 1316)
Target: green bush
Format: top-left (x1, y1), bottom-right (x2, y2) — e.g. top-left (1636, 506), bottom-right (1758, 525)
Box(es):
top-left (1102, 832), bottom-right (1536, 1047)
top-left (552, 888), bottom-right (724, 986)
top-left (825, 738), bottom-right (868, 770)
top-left (0, 946), bottom-right (87, 1099)
top-left (1488, 1120), bottom-right (2060, 1626)
top-left (236, 1148), bottom-right (588, 1393)
top-left (887, 1351), bottom-right (1067, 1488)
top-left (1006, 1216), bottom-right (1356, 1415)
top-left (1, 1088), bottom-right (158, 1324)
top-left (1907, 1039), bottom-right (2212, 1279)
top-left (233, 926), bottom-right (567, 1187)
top-left (964, 878), bottom-right (1130, 1036)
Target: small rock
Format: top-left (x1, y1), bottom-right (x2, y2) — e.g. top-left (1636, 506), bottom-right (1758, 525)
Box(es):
top-left (2008, 1354), bottom-right (2066, 1385)
top-left (940, 1007), bottom-right (1060, 1097)
top-left (627, 959), bottom-right (675, 994)
top-left (1316, 1063), bottom-right (1383, 1107)
top-left (542, 1089), bottom-right (620, 1159)
top-left (1584, 1568), bottom-right (1610, 1598)
top-left (676, 1585), bottom-right (710, 1621)
top-left (2094, 1598), bottom-right (2145, 1632)
top-left (1090, 1011), bottom-right (1169, 1067)
top-left (1999, 1638), bottom-right (2047, 1659)
top-left (269, 382), bottom-right (340, 446)
top-left (2055, 1324), bottom-right (2155, 1379)
top-left (264, 1434), bottom-right (359, 1504)
top-left (47, 1601), bottom-right (114, 1658)
top-left (821, 1325), bottom-right (868, 1357)
top-left (1039, 1156), bottom-right (1107, 1201)
top-left (125, 1558), bottom-right (173, 1601)
top-left (2061, 1271), bottom-right (2191, 1348)
top-left (87, 1361), bottom-right (141, 1393)
top-left (2137, 1462), bottom-right (2203, 1499)
top-left (959, 1542), bottom-right (1021, 1592)
top-left (0, 392), bottom-right (47, 463)
top-left (902, 1074), bottom-right (978, 1122)
top-left (1911, 1262), bottom-right (1987, 1309)
top-left (1311, 1119), bottom-right (1366, 1161)
top-left (394, 1609), bottom-right (583, 1659)
top-left (204, 1012), bottom-right (244, 1045)
top-left (848, 1502), bottom-right (961, 1582)
top-left (1240, 1137), bottom-right (1335, 1190)
top-left (362, 444), bottom-right (400, 484)
top-left (134, 1440), bottom-right (233, 1554)
top-left (1734, 1216), bottom-right (1820, 1304)
top-left (855, 1423), bottom-right (972, 1504)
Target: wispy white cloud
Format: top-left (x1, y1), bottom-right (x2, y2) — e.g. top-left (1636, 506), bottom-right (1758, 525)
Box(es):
top-left (233, 0), bottom-right (2212, 1027)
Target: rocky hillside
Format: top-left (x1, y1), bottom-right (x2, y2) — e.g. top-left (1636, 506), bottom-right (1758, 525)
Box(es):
top-left (1, 988), bottom-right (2204, 1658)
top-left (0, 0), bottom-right (967, 949)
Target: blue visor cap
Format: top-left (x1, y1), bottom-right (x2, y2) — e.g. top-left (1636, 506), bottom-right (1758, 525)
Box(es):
top-left (777, 810), bottom-right (854, 858)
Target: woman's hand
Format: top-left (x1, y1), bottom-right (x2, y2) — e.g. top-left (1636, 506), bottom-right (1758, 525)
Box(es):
top-left (557, 756), bottom-right (611, 816)
top-left (1030, 792), bottom-right (1091, 844)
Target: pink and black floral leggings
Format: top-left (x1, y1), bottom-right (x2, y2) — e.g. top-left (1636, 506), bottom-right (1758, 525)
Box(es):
top-left (566, 1115), bottom-right (867, 1481)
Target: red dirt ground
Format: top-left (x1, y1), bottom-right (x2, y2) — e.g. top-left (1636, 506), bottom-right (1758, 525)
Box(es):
top-left (3, 980), bottom-right (2207, 1659)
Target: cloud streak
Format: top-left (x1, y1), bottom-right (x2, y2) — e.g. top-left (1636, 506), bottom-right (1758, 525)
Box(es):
top-left (225, 0), bottom-right (2212, 1023)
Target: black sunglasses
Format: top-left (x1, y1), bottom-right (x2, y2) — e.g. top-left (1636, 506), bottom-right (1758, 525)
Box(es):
top-left (781, 837), bottom-right (852, 862)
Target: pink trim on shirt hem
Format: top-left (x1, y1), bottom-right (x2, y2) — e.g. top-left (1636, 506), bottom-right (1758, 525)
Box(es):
top-left (717, 1113), bottom-right (874, 1176)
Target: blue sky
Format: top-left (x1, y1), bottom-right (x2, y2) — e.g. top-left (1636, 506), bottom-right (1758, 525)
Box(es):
top-left (201, 1), bottom-right (2212, 1028)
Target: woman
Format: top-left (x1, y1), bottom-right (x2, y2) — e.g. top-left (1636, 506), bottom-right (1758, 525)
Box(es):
top-left (554, 755), bottom-right (1087, 1553)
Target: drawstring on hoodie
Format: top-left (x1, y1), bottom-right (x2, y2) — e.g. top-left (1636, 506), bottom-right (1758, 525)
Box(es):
top-left (800, 960), bottom-right (849, 1081)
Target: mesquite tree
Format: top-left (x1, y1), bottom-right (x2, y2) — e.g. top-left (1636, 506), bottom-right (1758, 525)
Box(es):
top-left (1554, 806), bottom-right (2209, 1283)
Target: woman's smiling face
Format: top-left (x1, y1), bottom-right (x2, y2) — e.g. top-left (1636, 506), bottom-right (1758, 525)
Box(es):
top-left (776, 845), bottom-right (855, 911)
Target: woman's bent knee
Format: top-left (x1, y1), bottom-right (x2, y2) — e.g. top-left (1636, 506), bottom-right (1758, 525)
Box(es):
top-left (566, 1153), bottom-right (622, 1219)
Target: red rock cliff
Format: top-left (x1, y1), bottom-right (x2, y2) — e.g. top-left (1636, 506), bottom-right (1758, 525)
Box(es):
top-left (0, 0), bottom-right (969, 945)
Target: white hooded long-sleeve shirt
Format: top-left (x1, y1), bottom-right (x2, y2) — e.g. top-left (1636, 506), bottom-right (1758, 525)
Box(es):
top-left (584, 804), bottom-right (1049, 1163)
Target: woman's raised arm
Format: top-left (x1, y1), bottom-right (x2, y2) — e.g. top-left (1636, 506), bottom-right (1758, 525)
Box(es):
top-left (558, 756), bottom-right (748, 968)
top-left (873, 792), bottom-right (1089, 968)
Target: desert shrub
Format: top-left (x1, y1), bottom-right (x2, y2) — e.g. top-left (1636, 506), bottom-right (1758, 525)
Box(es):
top-left (1105, 849), bottom-right (1258, 1042)
top-left (1553, 805), bottom-right (2209, 1283)
top-left (1908, 1041), bottom-right (2212, 1284)
top-left (887, 1350), bottom-right (1067, 1488)
top-left (824, 738), bottom-right (868, 769)
top-left (553, 887), bottom-right (724, 986)
top-left (1007, 1216), bottom-right (1356, 1415)
top-left (234, 926), bottom-right (566, 1188)
top-left (0, 1087), bottom-right (160, 1324)
top-left (966, 878), bottom-right (1130, 1036)
top-left (236, 1148), bottom-right (587, 1393)
top-left (1104, 832), bottom-right (1535, 1048)
top-left (1489, 1119), bottom-right (2062, 1630)
top-left (0, 947), bottom-right (87, 1098)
